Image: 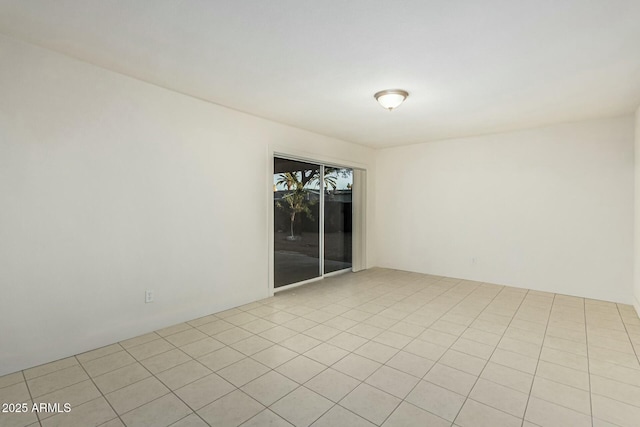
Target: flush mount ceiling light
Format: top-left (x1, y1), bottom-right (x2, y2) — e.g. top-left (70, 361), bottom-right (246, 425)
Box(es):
top-left (374, 89), bottom-right (409, 111)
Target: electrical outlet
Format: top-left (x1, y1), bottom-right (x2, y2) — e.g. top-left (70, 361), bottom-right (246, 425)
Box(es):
top-left (145, 290), bottom-right (154, 303)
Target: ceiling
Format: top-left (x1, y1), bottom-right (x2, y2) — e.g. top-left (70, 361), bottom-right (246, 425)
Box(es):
top-left (1, 1), bottom-right (639, 148)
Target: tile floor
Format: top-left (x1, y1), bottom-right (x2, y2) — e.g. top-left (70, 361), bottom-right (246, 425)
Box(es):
top-left (1, 268), bottom-right (640, 427)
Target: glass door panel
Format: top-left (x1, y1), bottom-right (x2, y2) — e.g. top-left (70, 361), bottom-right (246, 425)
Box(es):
top-left (273, 158), bottom-right (321, 288)
top-left (324, 167), bottom-right (353, 273)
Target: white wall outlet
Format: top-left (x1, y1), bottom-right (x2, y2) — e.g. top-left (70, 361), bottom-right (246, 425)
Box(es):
top-left (472, 257), bottom-right (477, 265)
top-left (145, 290), bottom-right (154, 303)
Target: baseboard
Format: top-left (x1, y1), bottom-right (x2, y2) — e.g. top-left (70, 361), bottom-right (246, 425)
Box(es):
top-left (634, 295), bottom-right (640, 319)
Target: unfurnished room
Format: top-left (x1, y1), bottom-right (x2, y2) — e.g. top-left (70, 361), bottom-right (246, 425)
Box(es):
top-left (1, 1), bottom-right (640, 426)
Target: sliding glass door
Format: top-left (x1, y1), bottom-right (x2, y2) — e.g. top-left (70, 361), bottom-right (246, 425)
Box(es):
top-left (273, 157), bottom-right (353, 288)
top-left (324, 167), bottom-right (353, 274)
top-left (273, 158), bottom-right (321, 287)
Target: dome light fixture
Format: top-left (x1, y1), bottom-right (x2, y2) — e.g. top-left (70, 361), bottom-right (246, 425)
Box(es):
top-left (374, 89), bottom-right (409, 111)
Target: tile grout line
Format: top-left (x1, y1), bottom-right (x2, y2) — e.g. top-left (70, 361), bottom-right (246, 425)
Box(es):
top-left (72, 355), bottom-right (127, 427)
top-left (20, 369), bottom-right (43, 427)
top-left (117, 340), bottom-right (217, 426)
top-left (583, 298), bottom-right (594, 427)
top-left (520, 293), bottom-right (556, 427)
top-left (239, 340), bottom-right (367, 426)
top-left (378, 280), bottom-right (510, 425)
top-left (519, 303), bottom-right (638, 416)
top-left (338, 276), bottom-right (479, 426)
top-left (448, 286), bottom-right (531, 426)
top-left (240, 292), bottom-right (412, 426)
top-left (259, 276), bottom-right (474, 426)
top-left (615, 304), bottom-right (640, 365)
top-left (23, 361), bottom-right (121, 402)
top-left (21, 363), bottom-right (96, 418)
top-left (268, 385), bottom-right (333, 427)
top-left (153, 316), bottom-right (374, 425)
top-left (269, 284), bottom-right (428, 422)
top-left (19, 359), bottom-right (81, 381)
top-left (6, 272), bottom-right (640, 426)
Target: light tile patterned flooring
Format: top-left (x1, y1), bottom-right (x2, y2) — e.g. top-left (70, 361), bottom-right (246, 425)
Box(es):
top-left (2, 268), bottom-right (640, 427)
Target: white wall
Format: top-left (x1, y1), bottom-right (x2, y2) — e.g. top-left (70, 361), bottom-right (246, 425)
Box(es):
top-left (376, 117), bottom-right (635, 304)
top-left (0, 35), bottom-right (375, 376)
top-left (634, 105), bottom-right (640, 315)
top-left (1, 31), bottom-right (636, 377)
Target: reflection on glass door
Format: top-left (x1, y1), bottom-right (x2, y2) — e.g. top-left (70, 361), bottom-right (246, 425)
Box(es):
top-left (324, 167), bottom-right (353, 274)
top-left (273, 158), bottom-right (321, 288)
